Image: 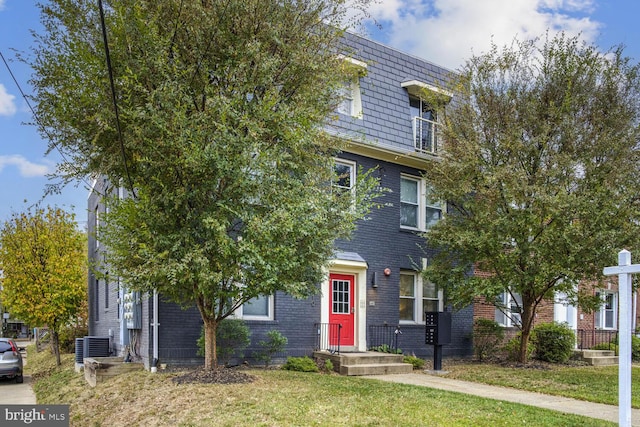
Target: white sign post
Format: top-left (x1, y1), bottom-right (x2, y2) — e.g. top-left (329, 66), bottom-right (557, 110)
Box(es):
top-left (603, 249), bottom-right (638, 427)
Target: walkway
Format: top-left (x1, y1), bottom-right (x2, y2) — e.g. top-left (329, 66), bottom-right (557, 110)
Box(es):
top-left (366, 372), bottom-right (640, 426)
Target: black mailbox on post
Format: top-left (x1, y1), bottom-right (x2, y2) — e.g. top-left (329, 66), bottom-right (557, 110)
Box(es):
top-left (425, 311), bottom-right (451, 345)
top-left (425, 311), bottom-right (452, 371)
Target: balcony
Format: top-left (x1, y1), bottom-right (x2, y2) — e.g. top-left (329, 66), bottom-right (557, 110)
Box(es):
top-left (413, 116), bottom-right (439, 155)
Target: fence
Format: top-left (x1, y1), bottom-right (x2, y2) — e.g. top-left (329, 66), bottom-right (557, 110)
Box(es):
top-left (367, 324), bottom-right (402, 353)
top-left (577, 329), bottom-right (618, 352)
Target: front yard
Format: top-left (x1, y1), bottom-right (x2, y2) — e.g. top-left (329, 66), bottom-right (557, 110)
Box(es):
top-left (443, 359), bottom-right (640, 407)
top-left (24, 347), bottom-right (619, 426)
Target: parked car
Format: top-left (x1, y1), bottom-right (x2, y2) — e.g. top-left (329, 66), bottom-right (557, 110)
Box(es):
top-left (0, 338), bottom-right (23, 383)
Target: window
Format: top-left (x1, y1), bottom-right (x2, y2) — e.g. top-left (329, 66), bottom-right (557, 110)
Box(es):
top-left (334, 159), bottom-right (355, 192)
top-left (237, 295), bottom-right (273, 321)
top-left (94, 204), bottom-right (100, 250)
top-left (104, 273), bottom-right (109, 309)
top-left (495, 292), bottom-right (522, 327)
top-left (401, 80), bottom-right (452, 155)
top-left (94, 278), bottom-right (99, 321)
top-left (335, 56), bottom-right (366, 119)
top-left (399, 271), bottom-right (442, 324)
top-left (400, 175), bottom-right (443, 230)
top-left (116, 279), bottom-right (121, 320)
top-left (595, 291), bottom-right (617, 330)
top-left (410, 96), bottom-right (438, 154)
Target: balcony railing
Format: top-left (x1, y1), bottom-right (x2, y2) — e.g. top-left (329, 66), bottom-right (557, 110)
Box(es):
top-left (413, 116), bottom-right (439, 154)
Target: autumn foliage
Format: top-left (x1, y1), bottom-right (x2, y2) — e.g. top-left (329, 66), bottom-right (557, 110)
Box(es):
top-left (0, 206), bottom-right (86, 365)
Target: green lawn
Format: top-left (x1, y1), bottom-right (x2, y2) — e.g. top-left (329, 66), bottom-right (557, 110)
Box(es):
top-left (25, 348), bottom-right (613, 427)
top-left (445, 361), bottom-right (640, 407)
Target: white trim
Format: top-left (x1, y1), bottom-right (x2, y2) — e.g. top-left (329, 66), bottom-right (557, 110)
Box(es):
top-left (399, 267), bottom-right (443, 325)
top-left (595, 291), bottom-right (617, 330)
top-left (236, 295), bottom-right (274, 321)
top-left (323, 258), bottom-right (368, 351)
top-left (400, 174), bottom-right (444, 231)
top-left (337, 54), bottom-right (368, 70)
top-left (401, 79), bottom-right (453, 99)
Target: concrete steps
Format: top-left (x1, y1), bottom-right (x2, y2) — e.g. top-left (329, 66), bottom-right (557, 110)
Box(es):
top-left (313, 351), bottom-right (413, 376)
top-left (577, 349), bottom-right (619, 366)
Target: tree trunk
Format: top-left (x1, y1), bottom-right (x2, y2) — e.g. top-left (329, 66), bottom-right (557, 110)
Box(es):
top-left (518, 301), bottom-right (536, 363)
top-left (203, 317), bottom-right (218, 371)
top-left (51, 329), bottom-right (61, 366)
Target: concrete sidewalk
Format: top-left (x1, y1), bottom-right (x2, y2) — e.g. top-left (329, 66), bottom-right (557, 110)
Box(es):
top-left (366, 372), bottom-right (640, 426)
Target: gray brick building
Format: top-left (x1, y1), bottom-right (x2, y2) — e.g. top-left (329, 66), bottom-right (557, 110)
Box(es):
top-left (87, 33), bottom-right (474, 368)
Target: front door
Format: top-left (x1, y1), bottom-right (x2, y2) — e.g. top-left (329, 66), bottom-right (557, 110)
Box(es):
top-left (329, 273), bottom-right (355, 346)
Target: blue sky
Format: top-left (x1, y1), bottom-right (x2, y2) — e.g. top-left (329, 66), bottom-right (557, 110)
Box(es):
top-left (0, 0), bottom-right (638, 228)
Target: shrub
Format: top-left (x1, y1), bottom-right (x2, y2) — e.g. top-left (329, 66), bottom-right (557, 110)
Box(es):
top-left (281, 356), bottom-right (319, 372)
top-left (472, 319), bottom-right (505, 361)
top-left (533, 322), bottom-right (575, 363)
top-left (503, 332), bottom-right (535, 362)
top-left (594, 335), bottom-right (640, 361)
top-left (403, 354), bottom-right (425, 370)
top-left (196, 319), bottom-right (251, 366)
top-left (255, 330), bottom-right (288, 367)
top-left (323, 359), bottom-right (334, 373)
top-left (58, 322), bottom-right (88, 354)
top-left (369, 344), bottom-right (402, 354)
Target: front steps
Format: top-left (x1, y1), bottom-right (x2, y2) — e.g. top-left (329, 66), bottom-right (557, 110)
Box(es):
top-left (313, 351), bottom-right (413, 376)
top-left (577, 349), bottom-right (619, 366)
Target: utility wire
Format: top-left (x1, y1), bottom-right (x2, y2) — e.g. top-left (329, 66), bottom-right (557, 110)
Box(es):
top-left (98, 0), bottom-right (137, 199)
top-left (0, 49), bottom-right (94, 195)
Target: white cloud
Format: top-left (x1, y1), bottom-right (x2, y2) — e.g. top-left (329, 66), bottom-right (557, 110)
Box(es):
top-left (366, 0), bottom-right (602, 70)
top-left (0, 84), bottom-right (17, 116)
top-left (0, 0), bottom-right (5, 11)
top-left (0, 155), bottom-right (52, 177)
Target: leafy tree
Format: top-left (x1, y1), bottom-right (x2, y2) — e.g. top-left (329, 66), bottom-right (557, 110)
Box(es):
top-left (423, 33), bottom-right (640, 363)
top-left (29, 0), bottom-right (380, 369)
top-left (0, 206), bottom-right (86, 365)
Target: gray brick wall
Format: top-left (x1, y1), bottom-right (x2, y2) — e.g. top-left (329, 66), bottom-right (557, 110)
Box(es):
top-left (86, 33), bottom-right (474, 367)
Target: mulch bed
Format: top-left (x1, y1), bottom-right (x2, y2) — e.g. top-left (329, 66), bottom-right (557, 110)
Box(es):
top-left (171, 367), bottom-right (256, 385)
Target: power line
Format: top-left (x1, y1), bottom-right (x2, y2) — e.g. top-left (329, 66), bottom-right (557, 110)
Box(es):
top-left (0, 49), bottom-right (94, 195)
top-left (98, 0), bottom-right (137, 199)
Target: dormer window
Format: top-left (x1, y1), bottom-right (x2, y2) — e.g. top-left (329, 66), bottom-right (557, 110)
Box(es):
top-left (401, 80), bottom-right (452, 155)
top-left (336, 56), bottom-right (367, 119)
top-left (410, 96), bottom-right (438, 154)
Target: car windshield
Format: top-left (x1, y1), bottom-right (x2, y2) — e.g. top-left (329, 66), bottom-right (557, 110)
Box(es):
top-left (0, 342), bottom-right (13, 353)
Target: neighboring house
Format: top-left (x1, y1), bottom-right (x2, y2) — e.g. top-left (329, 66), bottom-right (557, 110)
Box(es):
top-left (87, 33), bottom-right (474, 368)
top-left (473, 271), bottom-right (640, 349)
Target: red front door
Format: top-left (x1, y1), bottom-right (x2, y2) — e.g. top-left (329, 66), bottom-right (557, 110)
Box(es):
top-left (329, 273), bottom-right (355, 346)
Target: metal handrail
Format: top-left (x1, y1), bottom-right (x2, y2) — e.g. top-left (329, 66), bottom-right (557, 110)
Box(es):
top-left (577, 329), bottom-right (618, 352)
top-left (314, 323), bottom-right (342, 354)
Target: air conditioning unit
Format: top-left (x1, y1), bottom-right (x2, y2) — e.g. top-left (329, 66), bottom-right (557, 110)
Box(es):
top-left (75, 338), bottom-right (84, 364)
top-left (83, 336), bottom-right (110, 358)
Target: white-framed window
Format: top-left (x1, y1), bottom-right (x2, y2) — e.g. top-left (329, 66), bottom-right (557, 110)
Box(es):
top-left (335, 56), bottom-right (366, 119)
top-left (595, 291), bottom-right (617, 330)
top-left (334, 159), bottom-right (356, 193)
top-left (410, 96), bottom-right (438, 154)
top-left (236, 295), bottom-right (274, 321)
top-left (495, 291), bottom-right (522, 327)
top-left (400, 175), bottom-right (443, 230)
top-left (94, 204), bottom-right (100, 250)
top-left (399, 270), bottom-right (443, 324)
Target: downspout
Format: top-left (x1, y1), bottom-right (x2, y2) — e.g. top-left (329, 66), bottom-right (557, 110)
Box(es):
top-left (151, 290), bottom-right (159, 373)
